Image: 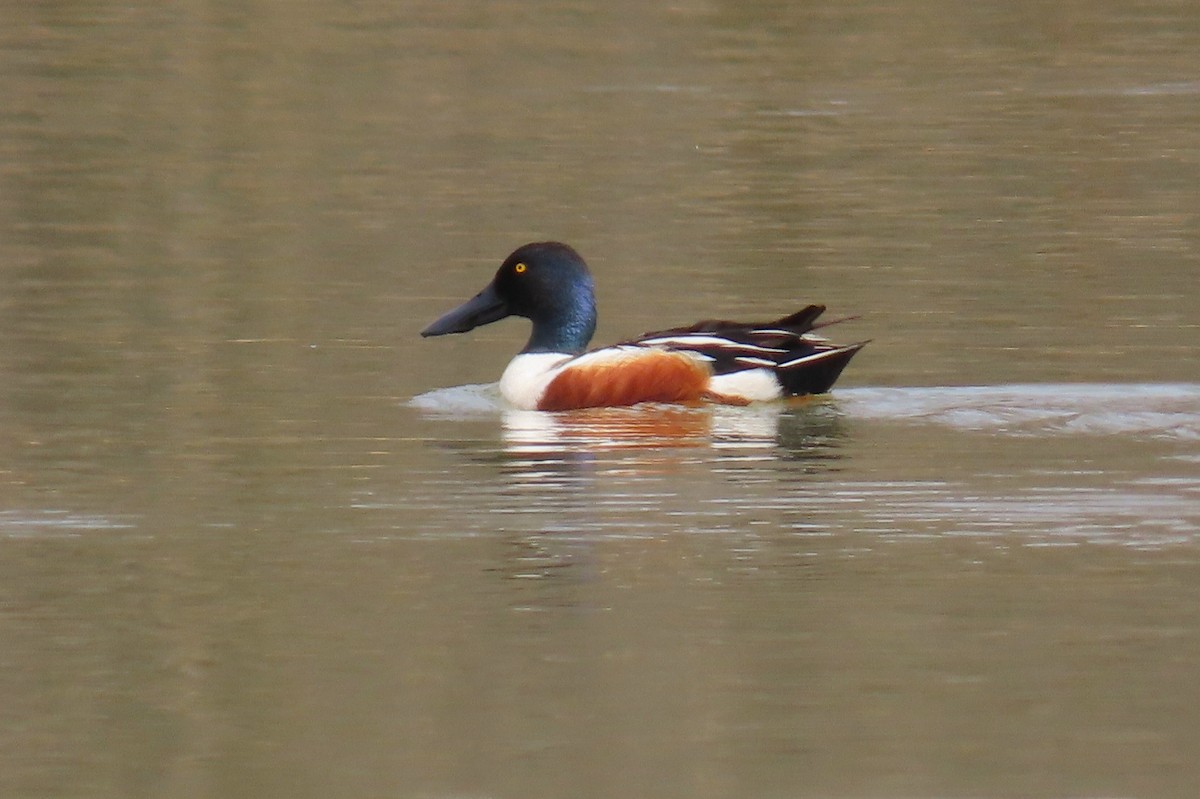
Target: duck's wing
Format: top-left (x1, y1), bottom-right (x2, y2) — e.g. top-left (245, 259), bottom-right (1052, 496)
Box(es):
top-left (626, 304), bottom-right (867, 396)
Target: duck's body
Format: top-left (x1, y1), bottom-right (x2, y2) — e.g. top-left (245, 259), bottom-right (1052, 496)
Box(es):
top-left (421, 242), bottom-right (865, 411)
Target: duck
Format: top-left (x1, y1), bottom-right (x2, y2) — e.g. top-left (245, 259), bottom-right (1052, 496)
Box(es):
top-left (421, 241), bottom-right (866, 412)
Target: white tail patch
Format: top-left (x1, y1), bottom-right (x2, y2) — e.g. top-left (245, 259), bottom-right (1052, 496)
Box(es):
top-left (708, 368), bottom-right (782, 403)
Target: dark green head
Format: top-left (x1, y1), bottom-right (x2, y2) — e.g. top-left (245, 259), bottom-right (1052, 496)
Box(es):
top-left (421, 241), bottom-right (598, 354)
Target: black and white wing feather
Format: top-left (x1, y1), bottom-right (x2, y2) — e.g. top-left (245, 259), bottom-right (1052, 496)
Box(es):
top-left (627, 305), bottom-right (867, 396)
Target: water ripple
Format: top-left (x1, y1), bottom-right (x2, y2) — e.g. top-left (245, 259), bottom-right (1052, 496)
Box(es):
top-left (840, 383), bottom-right (1200, 440)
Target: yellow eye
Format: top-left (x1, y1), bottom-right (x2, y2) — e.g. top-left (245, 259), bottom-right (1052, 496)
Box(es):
top-left (514, 262), bottom-right (527, 274)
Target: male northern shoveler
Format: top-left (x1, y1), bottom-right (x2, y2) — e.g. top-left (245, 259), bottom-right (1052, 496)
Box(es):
top-left (421, 242), bottom-right (866, 412)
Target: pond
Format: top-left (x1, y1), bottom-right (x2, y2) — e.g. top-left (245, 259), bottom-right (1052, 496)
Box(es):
top-left (1, 1), bottom-right (1198, 797)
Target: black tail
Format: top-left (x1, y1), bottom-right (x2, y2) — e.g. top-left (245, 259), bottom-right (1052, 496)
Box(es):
top-left (776, 342), bottom-right (868, 396)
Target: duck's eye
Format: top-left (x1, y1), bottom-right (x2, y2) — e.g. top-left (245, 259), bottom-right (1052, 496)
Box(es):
top-left (514, 262), bottom-right (527, 274)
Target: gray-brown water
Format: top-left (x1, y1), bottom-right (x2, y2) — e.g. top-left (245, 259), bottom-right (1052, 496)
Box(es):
top-left (2, 2), bottom-right (1199, 797)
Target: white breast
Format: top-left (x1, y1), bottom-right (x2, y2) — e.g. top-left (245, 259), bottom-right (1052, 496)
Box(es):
top-left (498, 352), bottom-right (573, 410)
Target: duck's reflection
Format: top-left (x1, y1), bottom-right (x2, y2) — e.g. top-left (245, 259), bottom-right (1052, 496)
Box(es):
top-left (483, 400), bottom-right (849, 599)
top-left (500, 398), bottom-right (846, 464)
top-left (502, 405), bottom-right (712, 454)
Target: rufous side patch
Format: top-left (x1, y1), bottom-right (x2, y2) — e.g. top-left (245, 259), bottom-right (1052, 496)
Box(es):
top-left (538, 350), bottom-right (711, 411)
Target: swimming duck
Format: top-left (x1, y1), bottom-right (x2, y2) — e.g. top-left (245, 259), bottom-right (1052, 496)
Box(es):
top-left (421, 241), bottom-right (866, 411)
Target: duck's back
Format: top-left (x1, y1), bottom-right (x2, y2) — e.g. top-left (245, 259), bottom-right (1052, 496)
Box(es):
top-left (628, 305), bottom-right (866, 399)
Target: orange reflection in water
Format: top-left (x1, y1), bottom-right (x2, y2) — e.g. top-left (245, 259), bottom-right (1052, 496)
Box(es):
top-left (500, 398), bottom-right (826, 457)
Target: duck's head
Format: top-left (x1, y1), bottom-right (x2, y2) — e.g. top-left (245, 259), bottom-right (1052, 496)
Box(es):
top-left (420, 241), bottom-right (598, 355)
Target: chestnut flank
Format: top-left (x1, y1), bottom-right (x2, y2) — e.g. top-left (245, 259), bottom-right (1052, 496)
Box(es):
top-left (538, 351), bottom-right (710, 411)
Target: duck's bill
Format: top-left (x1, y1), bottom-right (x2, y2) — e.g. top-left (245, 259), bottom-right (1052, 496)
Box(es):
top-left (421, 282), bottom-right (511, 337)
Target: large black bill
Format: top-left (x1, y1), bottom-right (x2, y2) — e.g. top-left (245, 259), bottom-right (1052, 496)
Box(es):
top-left (420, 281), bottom-right (511, 337)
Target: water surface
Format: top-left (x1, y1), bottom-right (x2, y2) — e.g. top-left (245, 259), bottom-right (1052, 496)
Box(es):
top-left (2, 1), bottom-right (1199, 797)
